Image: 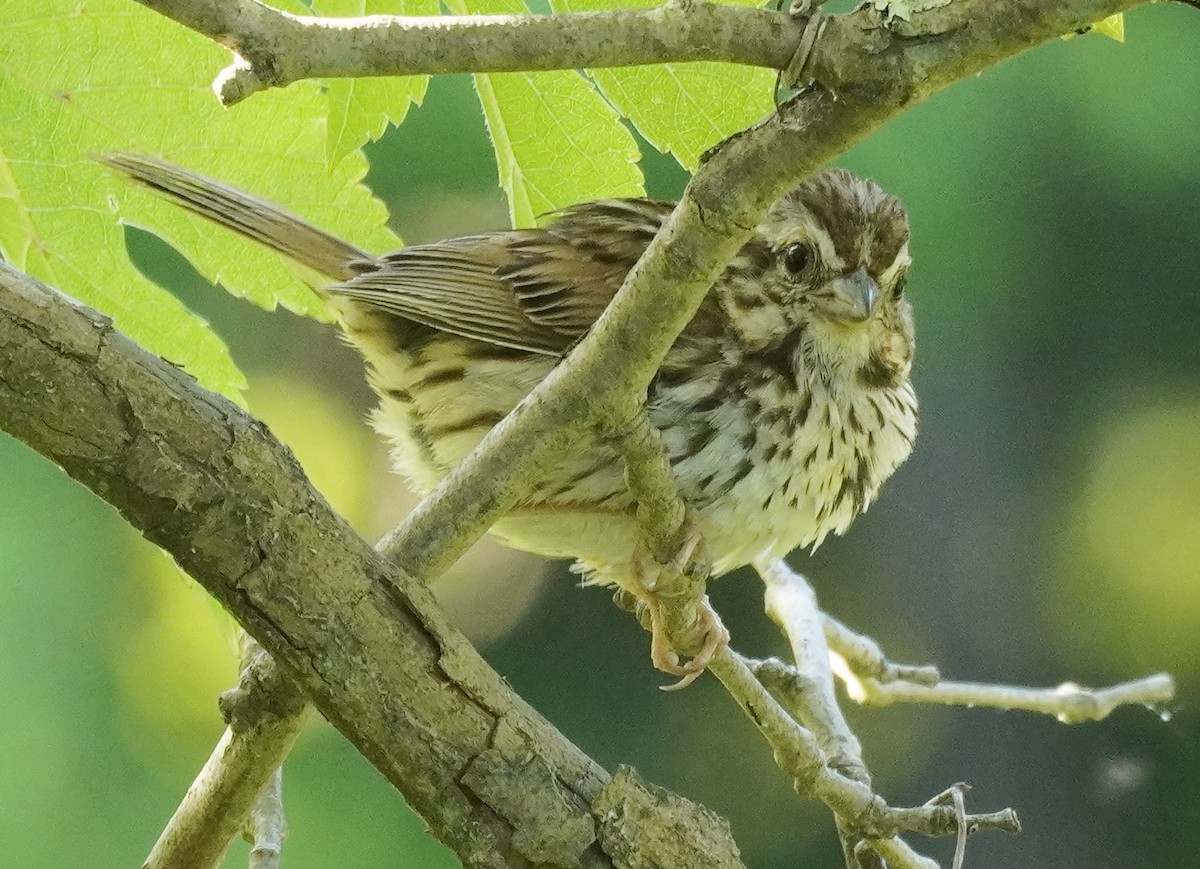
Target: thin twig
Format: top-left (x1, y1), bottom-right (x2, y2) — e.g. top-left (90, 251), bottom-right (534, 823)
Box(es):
top-left (755, 557), bottom-right (901, 867)
top-left (247, 767), bottom-right (286, 869)
top-left (142, 639), bottom-right (307, 869)
top-left (950, 786), bottom-right (967, 869)
top-left (757, 558), bottom-right (867, 778)
top-left (821, 607), bottom-right (1174, 720)
top-left (753, 559), bottom-right (1016, 868)
top-left (823, 612), bottom-right (941, 687)
top-left (707, 650), bottom-right (1020, 842)
top-left (846, 671), bottom-right (1176, 723)
top-left (861, 837), bottom-right (938, 869)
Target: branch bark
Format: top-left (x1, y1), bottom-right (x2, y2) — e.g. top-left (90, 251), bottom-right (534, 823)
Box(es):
top-left (0, 261), bottom-right (743, 869)
top-left (131, 0), bottom-right (809, 105)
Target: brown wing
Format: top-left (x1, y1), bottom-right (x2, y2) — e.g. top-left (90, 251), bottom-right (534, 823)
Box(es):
top-left (330, 199), bottom-right (676, 355)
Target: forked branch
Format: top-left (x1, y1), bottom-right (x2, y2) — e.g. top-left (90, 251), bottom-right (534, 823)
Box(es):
top-left (0, 262), bottom-right (742, 869)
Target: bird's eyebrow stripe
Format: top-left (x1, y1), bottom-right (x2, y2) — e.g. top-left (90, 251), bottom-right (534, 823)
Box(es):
top-left (876, 242), bottom-right (911, 287)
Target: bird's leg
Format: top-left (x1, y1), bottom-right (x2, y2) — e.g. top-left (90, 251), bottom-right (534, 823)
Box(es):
top-left (629, 515), bottom-right (731, 689)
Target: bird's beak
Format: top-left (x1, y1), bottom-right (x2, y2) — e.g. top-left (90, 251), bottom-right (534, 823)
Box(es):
top-left (827, 266), bottom-right (879, 323)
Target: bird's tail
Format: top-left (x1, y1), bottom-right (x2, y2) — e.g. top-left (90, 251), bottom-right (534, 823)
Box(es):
top-left (99, 153), bottom-right (370, 282)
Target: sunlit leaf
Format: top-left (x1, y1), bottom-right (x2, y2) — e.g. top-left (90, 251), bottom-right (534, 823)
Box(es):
top-left (553, 0), bottom-right (776, 170)
top-left (314, 0), bottom-right (435, 169)
top-left (446, 0), bottom-right (644, 227)
top-left (0, 0), bottom-right (399, 399)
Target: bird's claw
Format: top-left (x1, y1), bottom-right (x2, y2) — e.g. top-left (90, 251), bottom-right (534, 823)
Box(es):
top-left (640, 592), bottom-right (730, 691)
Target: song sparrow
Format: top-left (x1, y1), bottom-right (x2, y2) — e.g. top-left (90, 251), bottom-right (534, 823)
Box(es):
top-left (102, 154), bottom-right (917, 682)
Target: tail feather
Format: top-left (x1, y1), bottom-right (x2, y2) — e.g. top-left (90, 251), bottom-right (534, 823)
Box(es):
top-left (100, 153), bottom-right (370, 282)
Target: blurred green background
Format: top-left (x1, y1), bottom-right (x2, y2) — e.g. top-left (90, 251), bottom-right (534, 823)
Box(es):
top-left (2, 7), bottom-right (1199, 867)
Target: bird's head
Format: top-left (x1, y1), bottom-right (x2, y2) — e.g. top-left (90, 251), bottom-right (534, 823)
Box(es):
top-left (719, 168), bottom-right (914, 391)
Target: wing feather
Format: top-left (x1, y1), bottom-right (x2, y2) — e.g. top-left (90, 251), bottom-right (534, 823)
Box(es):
top-left (330, 199), bottom-right (676, 355)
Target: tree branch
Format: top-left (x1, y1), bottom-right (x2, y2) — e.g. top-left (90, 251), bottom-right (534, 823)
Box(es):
top-left (756, 557), bottom-right (883, 867)
top-left (0, 261), bottom-right (744, 869)
top-left (142, 638), bottom-right (306, 869)
top-left (844, 669), bottom-right (1176, 723)
top-left (131, 0), bottom-right (809, 106)
top-left (705, 651), bottom-right (1020, 844)
top-left (817, 603), bottom-right (1175, 722)
top-left (823, 612), bottom-right (942, 688)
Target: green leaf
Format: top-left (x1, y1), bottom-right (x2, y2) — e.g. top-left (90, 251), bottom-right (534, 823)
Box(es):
top-left (0, 0), bottom-right (400, 400)
top-left (551, 0), bottom-right (776, 171)
top-left (446, 0), bottom-right (645, 227)
top-left (314, 0), bottom-right (435, 169)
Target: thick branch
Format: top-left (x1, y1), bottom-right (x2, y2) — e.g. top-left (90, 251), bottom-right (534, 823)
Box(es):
top-left (132, 0), bottom-right (807, 104)
top-left (0, 262), bottom-right (743, 869)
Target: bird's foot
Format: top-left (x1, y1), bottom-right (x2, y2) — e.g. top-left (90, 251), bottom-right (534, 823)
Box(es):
top-left (653, 594), bottom-right (730, 691)
top-left (630, 517), bottom-right (728, 689)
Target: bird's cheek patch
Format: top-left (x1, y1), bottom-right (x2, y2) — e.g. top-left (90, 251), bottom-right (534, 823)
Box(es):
top-left (720, 292), bottom-right (791, 352)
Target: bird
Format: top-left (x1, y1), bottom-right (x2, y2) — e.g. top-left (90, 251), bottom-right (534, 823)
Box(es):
top-left (101, 154), bottom-right (917, 685)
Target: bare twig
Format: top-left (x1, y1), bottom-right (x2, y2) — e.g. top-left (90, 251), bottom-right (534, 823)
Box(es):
top-left (845, 671), bottom-right (1176, 723)
top-left (142, 639), bottom-right (307, 869)
top-left (707, 651), bottom-right (1019, 843)
top-left (757, 558), bottom-right (867, 778)
top-left (238, 635), bottom-right (291, 869)
top-left (862, 837), bottom-right (937, 869)
top-left (246, 767), bottom-right (286, 869)
top-left (130, 0), bottom-right (809, 105)
top-left (816, 585), bottom-right (1174, 722)
top-left (597, 440), bottom-right (1014, 866)
top-left (749, 560), bottom-right (1031, 867)
top-left (823, 612), bottom-right (941, 687)
top-left (755, 558), bottom-right (917, 867)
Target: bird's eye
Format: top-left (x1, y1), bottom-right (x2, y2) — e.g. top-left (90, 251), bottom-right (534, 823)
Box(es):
top-left (892, 273), bottom-right (908, 300)
top-left (782, 243), bottom-right (812, 276)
